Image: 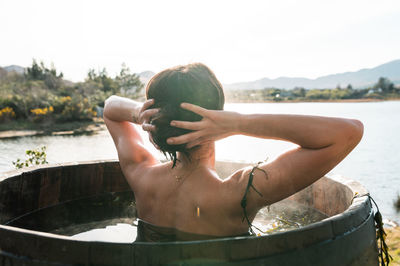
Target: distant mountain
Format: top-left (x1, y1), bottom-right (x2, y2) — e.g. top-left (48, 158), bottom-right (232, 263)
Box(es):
top-left (4, 60), bottom-right (399, 90)
top-left (3, 65), bottom-right (25, 74)
top-left (224, 59), bottom-right (400, 90)
top-left (138, 71), bottom-right (155, 86)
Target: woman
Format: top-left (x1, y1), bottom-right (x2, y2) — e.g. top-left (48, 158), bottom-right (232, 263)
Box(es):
top-left (103, 63), bottom-right (363, 242)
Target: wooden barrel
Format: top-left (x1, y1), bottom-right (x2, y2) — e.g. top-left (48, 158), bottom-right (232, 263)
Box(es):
top-left (0, 160), bottom-right (378, 265)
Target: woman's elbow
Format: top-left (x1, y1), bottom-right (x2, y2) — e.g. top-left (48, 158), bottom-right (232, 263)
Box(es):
top-left (352, 119), bottom-right (363, 141)
top-left (103, 95), bottom-right (117, 119)
top-left (104, 95), bottom-right (118, 107)
top-left (345, 119), bottom-right (364, 146)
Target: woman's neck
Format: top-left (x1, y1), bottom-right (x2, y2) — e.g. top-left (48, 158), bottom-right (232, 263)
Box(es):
top-left (176, 142), bottom-right (216, 169)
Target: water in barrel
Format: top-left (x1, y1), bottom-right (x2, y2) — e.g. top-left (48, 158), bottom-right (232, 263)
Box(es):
top-left (7, 191), bottom-right (327, 242)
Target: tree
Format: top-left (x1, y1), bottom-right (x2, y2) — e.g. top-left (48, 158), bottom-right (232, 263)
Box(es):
top-left (87, 69), bottom-right (97, 80)
top-left (264, 88), bottom-right (281, 97)
top-left (86, 68), bottom-right (118, 93)
top-left (292, 87), bottom-right (306, 98)
top-left (25, 59), bottom-right (44, 80)
top-left (374, 77), bottom-right (394, 93)
top-left (115, 63), bottom-right (143, 97)
top-left (86, 64), bottom-right (143, 97)
top-left (25, 59), bottom-right (63, 90)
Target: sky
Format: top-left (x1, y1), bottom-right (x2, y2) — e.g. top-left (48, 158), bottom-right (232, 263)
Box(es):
top-left (1, 0), bottom-right (400, 84)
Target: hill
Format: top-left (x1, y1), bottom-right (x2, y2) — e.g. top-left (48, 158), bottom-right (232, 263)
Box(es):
top-left (3, 59), bottom-right (399, 90)
top-left (224, 60), bottom-right (400, 90)
top-left (138, 71), bottom-right (155, 86)
top-left (3, 65), bottom-right (25, 74)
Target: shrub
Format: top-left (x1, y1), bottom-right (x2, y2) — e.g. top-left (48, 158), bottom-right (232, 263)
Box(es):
top-left (57, 96), bottom-right (96, 122)
top-left (52, 96), bottom-right (72, 114)
top-left (0, 106), bottom-right (16, 122)
top-left (13, 146), bottom-right (48, 169)
top-left (30, 106), bottom-right (54, 123)
top-left (305, 89), bottom-right (331, 100)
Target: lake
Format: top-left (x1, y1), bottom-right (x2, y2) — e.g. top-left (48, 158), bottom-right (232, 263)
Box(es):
top-left (1, 101), bottom-right (399, 223)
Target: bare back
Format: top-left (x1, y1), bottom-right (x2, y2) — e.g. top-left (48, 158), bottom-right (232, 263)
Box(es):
top-left (126, 162), bottom-right (250, 236)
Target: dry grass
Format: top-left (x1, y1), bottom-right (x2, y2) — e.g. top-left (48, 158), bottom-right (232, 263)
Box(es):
top-left (387, 226), bottom-right (400, 266)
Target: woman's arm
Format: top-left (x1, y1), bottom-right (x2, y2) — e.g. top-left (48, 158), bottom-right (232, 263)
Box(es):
top-left (167, 103), bottom-right (363, 209)
top-left (103, 96), bottom-right (159, 173)
top-left (103, 95), bottom-right (157, 124)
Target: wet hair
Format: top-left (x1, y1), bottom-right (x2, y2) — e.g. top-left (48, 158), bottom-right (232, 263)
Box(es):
top-left (146, 63), bottom-right (225, 167)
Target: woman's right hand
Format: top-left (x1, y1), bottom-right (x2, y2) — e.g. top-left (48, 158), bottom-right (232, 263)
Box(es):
top-left (138, 99), bottom-right (160, 149)
top-left (167, 103), bottom-right (240, 148)
top-left (137, 99), bottom-right (158, 128)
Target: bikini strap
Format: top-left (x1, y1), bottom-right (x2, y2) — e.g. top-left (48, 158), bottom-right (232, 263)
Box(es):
top-left (240, 161), bottom-right (268, 235)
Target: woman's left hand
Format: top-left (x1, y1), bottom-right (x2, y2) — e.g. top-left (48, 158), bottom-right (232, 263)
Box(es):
top-left (167, 103), bottom-right (239, 148)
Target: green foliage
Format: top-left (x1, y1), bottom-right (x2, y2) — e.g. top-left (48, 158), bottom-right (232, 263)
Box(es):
top-left (25, 59), bottom-right (64, 90)
top-left (25, 59), bottom-right (63, 80)
top-left (292, 87), bottom-right (306, 98)
top-left (225, 77), bottom-right (399, 102)
top-left (305, 89), bottom-right (331, 100)
top-left (86, 64), bottom-right (143, 97)
top-left (115, 63), bottom-right (144, 97)
top-left (86, 68), bottom-right (119, 94)
top-left (13, 146), bottom-right (48, 169)
top-left (374, 77), bottom-right (395, 93)
top-left (0, 60), bottom-right (144, 124)
top-left (57, 95), bottom-right (97, 122)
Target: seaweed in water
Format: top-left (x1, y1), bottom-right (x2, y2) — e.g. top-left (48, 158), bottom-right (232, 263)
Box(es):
top-left (353, 193), bottom-right (392, 266)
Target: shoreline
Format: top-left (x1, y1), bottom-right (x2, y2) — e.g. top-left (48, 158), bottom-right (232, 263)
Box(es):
top-left (0, 123), bottom-right (106, 140)
top-left (226, 98), bottom-right (400, 104)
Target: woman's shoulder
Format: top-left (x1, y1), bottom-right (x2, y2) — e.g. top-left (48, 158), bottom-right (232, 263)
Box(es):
top-left (219, 167), bottom-right (251, 206)
top-left (121, 161), bottom-right (169, 190)
top-left (222, 165), bottom-right (253, 187)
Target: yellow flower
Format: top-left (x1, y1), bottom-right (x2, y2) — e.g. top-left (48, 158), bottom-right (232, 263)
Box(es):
top-left (30, 107), bottom-right (50, 116)
top-left (0, 107), bottom-right (16, 119)
top-left (60, 96), bottom-right (72, 103)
